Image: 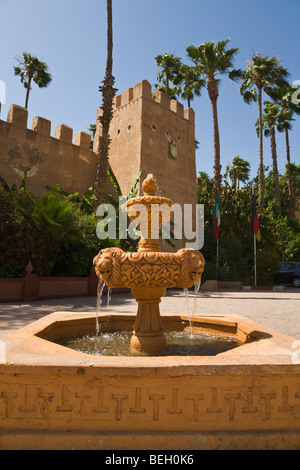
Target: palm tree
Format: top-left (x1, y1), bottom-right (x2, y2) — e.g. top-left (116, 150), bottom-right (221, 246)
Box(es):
top-left (197, 171), bottom-right (213, 191)
top-left (186, 39), bottom-right (242, 200)
top-left (225, 156), bottom-right (250, 190)
top-left (93, 0), bottom-right (117, 211)
top-left (271, 84), bottom-right (300, 217)
top-left (154, 81), bottom-right (181, 100)
top-left (240, 53), bottom-right (289, 208)
top-left (88, 123), bottom-right (96, 150)
top-left (14, 52), bottom-right (52, 109)
top-left (258, 102), bottom-right (282, 214)
top-left (17, 192), bottom-right (83, 243)
top-left (154, 53), bottom-right (182, 97)
top-left (179, 64), bottom-right (205, 108)
top-left (278, 110), bottom-right (296, 217)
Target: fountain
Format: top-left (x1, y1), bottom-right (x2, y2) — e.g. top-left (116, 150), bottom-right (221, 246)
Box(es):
top-left (1, 174), bottom-right (300, 450)
top-left (93, 175), bottom-right (205, 354)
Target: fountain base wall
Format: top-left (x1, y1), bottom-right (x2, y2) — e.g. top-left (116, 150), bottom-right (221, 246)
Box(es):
top-left (1, 430), bottom-right (300, 451)
top-left (1, 312), bottom-right (300, 450)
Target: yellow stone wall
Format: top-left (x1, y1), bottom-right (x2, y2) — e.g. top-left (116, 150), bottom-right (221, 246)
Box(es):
top-left (0, 104), bottom-right (97, 195)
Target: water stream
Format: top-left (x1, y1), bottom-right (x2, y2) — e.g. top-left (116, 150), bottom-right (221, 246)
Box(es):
top-left (95, 278), bottom-right (106, 335)
top-left (107, 286), bottom-right (112, 308)
top-left (183, 280), bottom-right (201, 337)
top-left (193, 279), bottom-right (201, 313)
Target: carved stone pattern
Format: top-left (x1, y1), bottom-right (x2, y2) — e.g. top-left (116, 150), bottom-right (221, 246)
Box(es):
top-left (1, 382), bottom-right (300, 427)
top-left (93, 247), bottom-right (205, 289)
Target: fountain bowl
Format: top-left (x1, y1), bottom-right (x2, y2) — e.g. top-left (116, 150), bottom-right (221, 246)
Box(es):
top-left (1, 310), bottom-right (300, 450)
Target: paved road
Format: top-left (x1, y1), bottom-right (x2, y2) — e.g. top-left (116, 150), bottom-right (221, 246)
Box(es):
top-left (0, 288), bottom-right (299, 340)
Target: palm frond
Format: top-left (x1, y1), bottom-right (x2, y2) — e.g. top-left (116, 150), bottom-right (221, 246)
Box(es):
top-left (127, 170), bottom-right (142, 199)
top-left (107, 167), bottom-right (122, 196)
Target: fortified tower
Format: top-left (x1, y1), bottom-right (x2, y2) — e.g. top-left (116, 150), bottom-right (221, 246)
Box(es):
top-left (94, 80), bottom-right (197, 210)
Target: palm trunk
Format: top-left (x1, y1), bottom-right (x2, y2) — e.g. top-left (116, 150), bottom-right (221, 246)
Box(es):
top-left (92, 0), bottom-right (117, 211)
top-left (258, 87), bottom-right (264, 207)
top-left (212, 98), bottom-right (221, 199)
top-left (285, 127), bottom-right (295, 217)
top-left (25, 76), bottom-right (32, 109)
top-left (208, 77), bottom-right (221, 201)
top-left (270, 126), bottom-right (281, 215)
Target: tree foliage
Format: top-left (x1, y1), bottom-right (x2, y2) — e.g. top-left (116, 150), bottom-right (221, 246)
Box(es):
top-left (186, 39), bottom-right (242, 199)
top-left (14, 52), bottom-right (52, 109)
top-left (224, 156), bottom-right (250, 190)
top-left (240, 53), bottom-right (289, 207)
top-left (198, 163), bottom-right (300, 285)
top-left (0, 166), bottom-right (145, 278)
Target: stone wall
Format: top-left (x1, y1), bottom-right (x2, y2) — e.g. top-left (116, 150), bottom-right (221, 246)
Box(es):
top-left (0, 104), bottom-right (97, 195)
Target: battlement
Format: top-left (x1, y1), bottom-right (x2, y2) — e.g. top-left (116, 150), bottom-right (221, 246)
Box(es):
top-left (113, 80), bottom-right (195, 125)
top-left (0, 104), bottom-right (97, 196)
top-left (5, 104), bottom-right (92, 151)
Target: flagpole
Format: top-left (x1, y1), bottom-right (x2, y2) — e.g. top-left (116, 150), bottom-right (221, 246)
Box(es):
top-left (216, 238), bottom-right (219, 281)
top-left (252, 184), bottom-right (257, 286)
top-left (213, 189), bottom-right (221, 282)
top-left (254, 231), bottom-right (257, 287)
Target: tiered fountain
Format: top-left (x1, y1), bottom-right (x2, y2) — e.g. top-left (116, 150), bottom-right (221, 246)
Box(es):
top-left (1, 175), bottom-right (300, 450)
top-left (93, 175), bottom-right (205, 353)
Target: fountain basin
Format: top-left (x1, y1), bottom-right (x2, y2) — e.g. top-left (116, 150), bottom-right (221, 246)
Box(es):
top-left (1, 311), bottom-right (300, 450)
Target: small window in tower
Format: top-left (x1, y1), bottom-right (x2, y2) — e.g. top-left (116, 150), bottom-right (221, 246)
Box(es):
top-left (117, 129), bottom-right (121, 136)
top-left (127, 125), bottom-right (132, 132)
top-left (152, 125), bottom-right (157, 131)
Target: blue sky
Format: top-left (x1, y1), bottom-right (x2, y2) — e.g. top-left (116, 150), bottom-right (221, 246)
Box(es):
top-left (0, 0), bottom-right (299, 182)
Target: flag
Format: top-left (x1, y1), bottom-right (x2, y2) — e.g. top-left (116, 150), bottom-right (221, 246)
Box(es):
top-left (251, 193), bottom-right (261, 241)
top-left (213, 190), bottom-right (221, 240)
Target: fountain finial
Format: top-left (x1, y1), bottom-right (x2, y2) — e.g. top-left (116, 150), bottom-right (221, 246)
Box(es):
top-left (142, 175), bottom-right (158, 196)
top-left (127, 175), bottom-right (173, 253)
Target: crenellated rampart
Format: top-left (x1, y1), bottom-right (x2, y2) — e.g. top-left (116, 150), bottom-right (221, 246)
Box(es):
top-left (0, 104), bottom-right (97, 195)
top-left (111, 79), bottom-right (195, 125)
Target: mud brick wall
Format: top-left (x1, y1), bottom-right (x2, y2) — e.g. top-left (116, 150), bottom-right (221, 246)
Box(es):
top-left (0, 104), bottom-right (97, 195)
